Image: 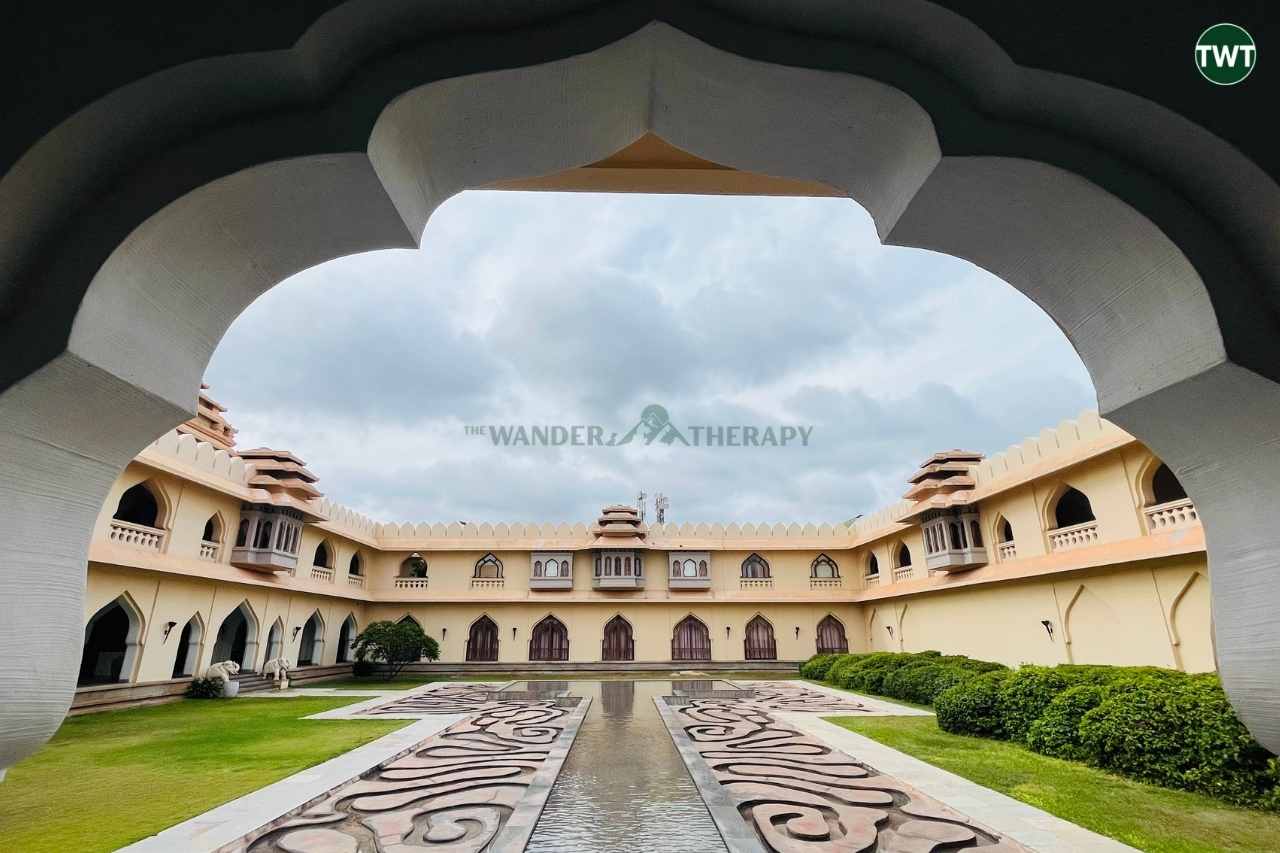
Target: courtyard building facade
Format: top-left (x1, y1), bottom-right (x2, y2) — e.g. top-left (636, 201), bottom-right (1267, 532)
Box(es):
top-left (76, 389), bottom-right (1212, 708)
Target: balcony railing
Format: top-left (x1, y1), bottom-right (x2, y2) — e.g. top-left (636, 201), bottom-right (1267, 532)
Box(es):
top-left (1049, 520), bottom-right (1099, 552)
top-left (310, 566), bottom-right (334, 583)
top-left (997, 541), bottom-right (1017, 561)
top-left (108, 520), bottom-right (166, 552)
top-left (669, 574), bottom-right (711, 590)
top-left (394, 577), bottom-right (430, 589)
top-left (347, 574), bottom-right (366, 588)
top-left (198, 540), bottom-right (220, 561)
top-left (471, 578), bottom-right (505, 589)
top-left (863, 574), bottom-right (880, 587)
top-left (809, 577), bottom-right (844, 590)
top-left (739, 578), bottom-right (774, 590)
top-left (892, 567), bottom-right (913, 582)
top-left (1144, 498), bottom-right (1198, 532)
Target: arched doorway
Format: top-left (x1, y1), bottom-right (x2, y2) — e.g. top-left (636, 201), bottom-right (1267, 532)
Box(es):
top-left (529, 616), bottom-right (568, 662)
top-left (113, 482), bottom-right (162, 528)
top-left (816, 615), bottom-right (848, 655)
top-left (298, 610), bottom-right (325, 666)
top-left (264, 619), bottom-right (283, 663)
top-left (602, 616), bottom-right (634, 662)
top-left (672, 615), bottom-right (711, 662)
top-left (744, 615), bottom-right (777, 661)
top-left (78, 596), bottom-right (143, 686)
top-left (4, 2), bottom-right (1280, 770)
top-left (466, 616), bottom-right (499, 662)
top-left (171, 614), bottom-right (203, 678)
top-left (336, 614), bottom-right (357, 664)
top-left (211, 602), bottom-right (258, 671)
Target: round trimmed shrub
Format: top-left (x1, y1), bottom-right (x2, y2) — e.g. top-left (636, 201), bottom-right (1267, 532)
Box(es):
top-left (1027, 684), bottom-right (1104, 760)
top-left (1079, 674), bottom-right (1280, 807)
top-left (883, 662), bottom-right (977, 704)
top-left (998, 666), bottom-right (1073, 742)
top-left (842, 652), bottom-right (926, 694)
top-left (800, 653), bottom-right (842, 681)
top-left (935, 670), bottom-right (1012, 737)
top-left (826, 653), bottom-right (874, 688)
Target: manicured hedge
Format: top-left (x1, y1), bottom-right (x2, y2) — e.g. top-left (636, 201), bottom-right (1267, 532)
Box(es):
top-left (799, 651), bottom-right (1280, 810)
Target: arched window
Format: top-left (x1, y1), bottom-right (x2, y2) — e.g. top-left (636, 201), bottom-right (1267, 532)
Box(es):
top-left (297, 610), bottom-right (324, 666)
top-left (1053, 487), bottom-right (1096, 528)
top-left (255, 520), bottom-right (272, 549)
top-left (948, 522), bottom-right (963, 550)
top-left (201, 514), bottom-right (222, 543)
top-left (529, 616), bottom-right (569, 661)
top-left (235, 518), bottom-right (250, 547)
top-left (672, 615), bottom-right (711, 661)
top-left (171, 615), bottom-right (204, 678)
top-left (467, 616), bottom-right (499, 662)
top-left (336, 614), bottom-right (357, 664)
top-left (998, 518), bottom-right (1014, 543)
top-left (78, 595), bottom-right (143, 686)
top-left (113, 482), bottom-right (161, 528)
top-left (810, 553), bottom-right (839, 578)
top-left (866, 553), bottom-right (880, 577)
top-left (265, 619), bottom-right (283, 662)
top-left (312, 541), bottom-right (331, 568)
top-left (400, 554), bottom-right (428, 578)
top-left (1151, 463), bottom-right (1188, 505)
top-left (744, 615), bottom-right (777, 660)
top-left (969, 519), bottom-right (983, 547)
top-left (741, 553), bottom-right (771, 578)
top-left (895, 543), bottom-right (912, 568)
top-left (348, 553), bottom-right (362, 576)
top-left (474, 553), bottom-right (503, 578)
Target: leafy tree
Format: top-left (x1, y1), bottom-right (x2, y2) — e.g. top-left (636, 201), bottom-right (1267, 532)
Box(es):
top-left (352, 620), bottom-right (439, 680)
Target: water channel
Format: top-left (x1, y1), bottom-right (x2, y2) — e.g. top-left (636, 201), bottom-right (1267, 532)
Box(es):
top-left (522, 678), bottom-right (732, 852)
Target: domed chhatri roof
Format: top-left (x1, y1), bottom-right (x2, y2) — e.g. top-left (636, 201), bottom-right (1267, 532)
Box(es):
top-left (592, 504), bottom-right (648, 547)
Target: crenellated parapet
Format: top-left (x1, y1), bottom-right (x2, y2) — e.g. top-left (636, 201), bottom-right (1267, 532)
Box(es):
top-left (972, 410), bottom-right (1133, 494)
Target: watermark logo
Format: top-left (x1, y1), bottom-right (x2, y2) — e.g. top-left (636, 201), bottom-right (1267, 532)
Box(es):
top-left (1196, 23), bottom-right (1257, 85)
top-left (465, 403), bottom-right (814, 448)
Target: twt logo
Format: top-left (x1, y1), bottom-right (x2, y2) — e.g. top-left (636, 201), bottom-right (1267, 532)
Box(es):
top-left (1196, 23), bottom-right (1257, 85)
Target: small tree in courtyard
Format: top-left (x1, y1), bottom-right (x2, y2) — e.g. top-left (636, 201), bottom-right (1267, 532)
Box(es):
top-left (352, 620), bottom-right (439, 680)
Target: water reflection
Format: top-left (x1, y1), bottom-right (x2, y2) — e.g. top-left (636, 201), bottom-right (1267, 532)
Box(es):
top-left (524, 680), bottom-right (727, 853)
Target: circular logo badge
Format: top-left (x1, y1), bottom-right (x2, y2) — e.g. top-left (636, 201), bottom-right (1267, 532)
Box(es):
top-left (1195, 23), bottom-right (1257, 85)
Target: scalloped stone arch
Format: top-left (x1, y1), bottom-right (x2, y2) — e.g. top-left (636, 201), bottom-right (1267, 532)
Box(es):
top-left (2, 4), bottom-right (1280, 778)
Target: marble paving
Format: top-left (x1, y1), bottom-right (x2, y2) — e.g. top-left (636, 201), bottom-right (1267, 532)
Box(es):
top-left (659, 683), bottom-right (1031, 852)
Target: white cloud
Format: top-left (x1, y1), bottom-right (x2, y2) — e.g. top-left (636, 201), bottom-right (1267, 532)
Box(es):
top-left (205, 191), bottom-right (1094, 524)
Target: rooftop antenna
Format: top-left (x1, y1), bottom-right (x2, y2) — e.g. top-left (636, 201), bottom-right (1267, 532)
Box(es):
top-left (636, 490), bottom-right (647, 521)
top-left (655, 493), bottom-right (669, 524)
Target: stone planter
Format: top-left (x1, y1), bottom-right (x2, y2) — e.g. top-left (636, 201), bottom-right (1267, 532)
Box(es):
top-left (222, 679), bottom-right (240, 698)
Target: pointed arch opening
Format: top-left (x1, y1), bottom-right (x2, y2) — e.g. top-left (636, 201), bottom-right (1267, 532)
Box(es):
top-left (474, 552), bottom-right (503, 578)
top-left (171, 613), bottom-right (204, 678)
top-left (264, 617), bottom-right (284, 663)
top-left (744, 614), bottom-right (777, 660)
top-left (212, 601), bottom-right (259, 671)
top-left (1051, 486), bottom-right (1096, 529)
top-left (672, 614), bottom-right (711, 662)
top-left (400, 554), bottom-right (428, 578)
top-left (312, 540), bottom-right (333, 568)
top-left (348, 552), bottom-right (363, 576)
top-left (816, 614), bottom-right (849, 654)
top-left (201, 513), bottom-right (223, 544)
top-left (529, 615), bottom-right (569, 662)
top-left (113, 481), bottom-right (166, 529)
top-left (297, 610), bottom-right (325, 666)
top-left (336, 614), bottom-right (357, 663)
top-left (466, 615), bottom-right (499, 662)
top-left (741, 553), bottom-right (771, 578)
top-left (865, 553), bottom-right (880, 578)
top-left (78, 594), bottom-right (144, 686)
top-left (810, 553), bottom-right (839, 578)
top-left (602, 615), bottom-right (634, 661)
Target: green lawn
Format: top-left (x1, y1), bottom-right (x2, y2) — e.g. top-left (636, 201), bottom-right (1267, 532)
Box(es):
top-left (0, 697), bottom-right (409, 853)
top-left (829, 715), bottom-right (1280, 853)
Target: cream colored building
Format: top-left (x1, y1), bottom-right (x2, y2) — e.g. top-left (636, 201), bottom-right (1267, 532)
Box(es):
top-left (77, 389), bottom-right (1211, 708)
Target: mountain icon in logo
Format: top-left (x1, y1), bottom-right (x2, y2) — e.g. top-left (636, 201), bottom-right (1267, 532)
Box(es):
top-left (609, 404), bottom-right (690, 446)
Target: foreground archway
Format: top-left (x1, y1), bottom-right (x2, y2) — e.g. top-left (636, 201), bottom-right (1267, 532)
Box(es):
top-left (1, 3), bottom-right (1278, 775)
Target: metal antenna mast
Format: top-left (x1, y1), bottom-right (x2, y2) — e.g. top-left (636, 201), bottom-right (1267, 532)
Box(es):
top-left (655, 493), bottom-right (669, 524)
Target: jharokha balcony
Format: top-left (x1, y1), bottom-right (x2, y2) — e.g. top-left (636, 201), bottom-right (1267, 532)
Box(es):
top-left (393, 577), bottom-right (430, 590)
top-left (1144, 498), bottom-right (1199, 532)
top-left (107, 520), bottom-right (166, 552)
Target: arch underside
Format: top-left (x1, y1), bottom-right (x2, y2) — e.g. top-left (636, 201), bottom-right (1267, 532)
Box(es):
top-left (1, 0), bottom-right (1278, 773)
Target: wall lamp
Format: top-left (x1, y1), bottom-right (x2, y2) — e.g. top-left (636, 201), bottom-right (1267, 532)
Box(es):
top-left (512, 626), bottom-right (518, 639)
top-left (725, 625), bottom-right (731, 637)
top-left (441, 627), bottom-right (447, 638)
top-left (162, 621), bottom-right (177, 641)
top-left (292, 626), bottom-right (302, 640)
top-left (886, 626), bottom-right (894, 638)
top-left (1040, 620), bottom-right (1056, 640)
top-left (794, 626), bottom-right (801, 639)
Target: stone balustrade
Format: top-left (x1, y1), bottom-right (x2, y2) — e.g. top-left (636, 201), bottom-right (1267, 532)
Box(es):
top-left (740, 578), bottom-right (774, 590)
top-left (1048, 520), bottom-right (1099, 552)
top-left (1144, 498), bottom-right (1198, 532)
top-left (310, 566), bottom-right (334, 583)
top-left (863, 574), bottom-right (879, 587)
top-left (347, 574), bottom-right (366, 588)
top-left (108, 520), bottom-right (166, 552)
top-left (997, 541), bottom-right (1017, 560)
top-left (199, 540), bottom-right (219, 561)
top-left (471, 578), bottom-right (505, 589)
top-left (394, 577), bottom-right (430, 589)
top-left (809, 577), bottom-right (843, 590)
top-left (892, 567), bottom-right (913, 582)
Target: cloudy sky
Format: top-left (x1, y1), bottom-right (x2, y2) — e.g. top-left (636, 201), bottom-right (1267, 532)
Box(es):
top-left (205, 191), bottom-right (1094, 526)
